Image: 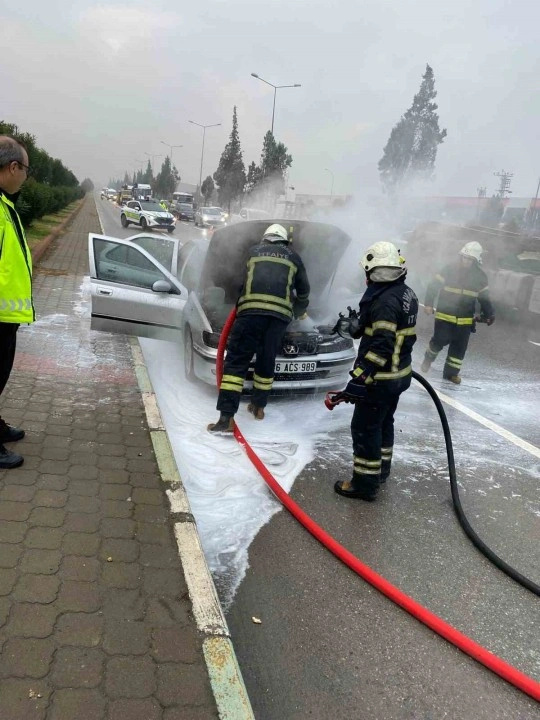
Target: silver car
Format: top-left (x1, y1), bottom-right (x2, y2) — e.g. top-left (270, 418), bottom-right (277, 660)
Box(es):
top-left (88, 221), bottom-right (356, 392)
top-left (194, 206), bottom-right (227, 228)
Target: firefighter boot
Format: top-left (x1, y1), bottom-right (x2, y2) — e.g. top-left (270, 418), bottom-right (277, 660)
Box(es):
top-left (0, 444), bottom-right (24, 469)
top-left (420, 355), bottom-right (432, 374)
top-left (207, 414), bottom-right (235, 434)
top-left (247, 403), bottom-right (265, 420)
top-left (445, 375), bottom-right (462, 385)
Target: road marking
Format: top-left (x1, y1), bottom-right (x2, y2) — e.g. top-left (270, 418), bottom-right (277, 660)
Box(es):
top-left (436, 389), bottom-right (540, 460)
top-left (528, 341), bottom-right (540, 347)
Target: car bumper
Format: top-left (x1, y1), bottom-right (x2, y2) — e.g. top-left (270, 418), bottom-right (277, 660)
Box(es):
top-left (191, 340), bottom-right (354, 391)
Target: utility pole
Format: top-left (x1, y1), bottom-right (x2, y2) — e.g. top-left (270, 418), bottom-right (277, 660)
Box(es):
top-left (251, 73), bottom-right (301, 135)
top-left (493, 170), bottom-right (513, 198)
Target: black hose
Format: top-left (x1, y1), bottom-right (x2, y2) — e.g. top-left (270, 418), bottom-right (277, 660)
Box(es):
top-left (412, 370), bottom-right (540, 597)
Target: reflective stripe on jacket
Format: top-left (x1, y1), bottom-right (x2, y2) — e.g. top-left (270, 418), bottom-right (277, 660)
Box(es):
top-left (237, 240), bottom-right (310, 321)
top-left (0, 192), bottom-right (34, 324)
top-left (352, 278), bottom-right (418, 382)
top-left (425, 261), bottom-right (493, 323)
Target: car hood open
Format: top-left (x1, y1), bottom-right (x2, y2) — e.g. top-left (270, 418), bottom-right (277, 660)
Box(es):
top-left (199, 219), bottom-right (352, 309)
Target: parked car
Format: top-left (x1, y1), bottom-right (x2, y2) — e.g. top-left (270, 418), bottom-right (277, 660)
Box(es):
top-left (120, 200), bottom-right (176, 233)
top-left (194, 206), bottom-right (227, 228)
top-left (88, 221), bottom-right (356, 392)
top-left (174, 202), bottom-right (195, 222)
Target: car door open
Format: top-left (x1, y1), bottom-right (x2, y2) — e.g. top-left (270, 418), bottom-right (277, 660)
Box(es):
top-left (88, 233), bottom-right (188, 342)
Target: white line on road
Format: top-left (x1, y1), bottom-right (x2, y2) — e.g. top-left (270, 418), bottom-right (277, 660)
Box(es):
top-left (528, 341), bottom-right (540, 347)
top-left (436, 389), bottom-right (540, 460)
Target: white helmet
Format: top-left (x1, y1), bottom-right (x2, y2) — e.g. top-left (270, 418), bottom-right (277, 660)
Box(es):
top-left (460, 241), bottom-right (482, 263)
top-left (361, 241), bottom-right (403, 273)
top-left (263, 224), bottom-right (289, 243)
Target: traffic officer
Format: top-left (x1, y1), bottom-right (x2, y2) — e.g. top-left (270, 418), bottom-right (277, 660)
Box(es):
top-left (421, 241), bottom-right (495, 383)
top-left (0, 136), bottom-right (34, 469)
top-left (332, 241), bottom-right (418, 501)
top-left (208, 223), bottom-right (310, 433)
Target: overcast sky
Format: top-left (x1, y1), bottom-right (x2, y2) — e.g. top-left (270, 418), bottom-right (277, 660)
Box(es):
top-left (2, 0), bottom-right (539, 198)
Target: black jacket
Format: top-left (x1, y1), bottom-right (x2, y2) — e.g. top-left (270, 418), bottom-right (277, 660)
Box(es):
top-left (351, 277), bottom-right (418, 383)
top-left (236, 240), bottom-right (310, 321)
top-left (425, 261), bottom-right (494, 324)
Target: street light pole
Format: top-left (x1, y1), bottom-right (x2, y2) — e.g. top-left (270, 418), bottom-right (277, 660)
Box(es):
top-left (188, 120), bottom-right (221, 189)
top-left (324, 168), bottom-right (335, 196)
top-left (251, 73), bottom-right (301, 135)
top-left (160, 141), bottom-right (183, 168)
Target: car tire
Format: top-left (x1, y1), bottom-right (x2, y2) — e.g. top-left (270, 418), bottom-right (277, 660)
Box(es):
top-left (184, 328), bottom-right (197, 382)
top-left (121, 214), bottom-right (129, 228)
top-left (167, 227), bottom-right (174, 234)
top-left (141, 217), bottom-right (148, 231)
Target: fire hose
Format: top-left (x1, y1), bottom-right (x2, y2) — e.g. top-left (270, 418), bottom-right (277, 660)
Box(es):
top-left (216, 307), bottom-right (540, 702)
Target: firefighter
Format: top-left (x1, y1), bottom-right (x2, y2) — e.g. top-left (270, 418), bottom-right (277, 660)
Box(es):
top-left (331, 241), bottom-right (418, 501)
top-left (208, 224), bottom-right (310, 433)
top-left (421, 241), bottom-right (495, 383)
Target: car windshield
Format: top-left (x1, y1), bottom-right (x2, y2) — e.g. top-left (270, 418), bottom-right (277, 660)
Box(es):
top-left (140, 201), bottom-right (164, 212)
top-left (179, 204), bottom-right (192, 210)
top-left (203, 208), bottom-right (221, 216)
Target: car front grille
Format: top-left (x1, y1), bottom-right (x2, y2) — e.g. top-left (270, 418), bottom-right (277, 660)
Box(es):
top-left (317, 337), bottom-right (353, 353)
top-left (157, 217), bottom-right (172, 225)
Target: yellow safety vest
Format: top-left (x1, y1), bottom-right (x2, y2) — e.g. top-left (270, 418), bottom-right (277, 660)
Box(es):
top-left (0, 193), bottom-right (34, 324)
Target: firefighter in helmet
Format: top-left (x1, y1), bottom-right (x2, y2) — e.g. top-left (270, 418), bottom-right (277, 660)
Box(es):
top-left (331, 241), bottom-right (418, 501)
top-left (208, 224), bottom-right (310, 433)
top-left (421, 241), bottom-right (495, 384)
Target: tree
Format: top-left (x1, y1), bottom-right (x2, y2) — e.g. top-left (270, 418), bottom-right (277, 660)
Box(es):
top-left (123, 171), bottom-right (130, 185)
top-left (142, 160), bottom-right (153, 185)
top-left (245, 131), bottom-right (292, 205)
top-left (201, 175), bottom-right (215, 204)
top-left (378, 64), bottom-right (447, 197)
top-left (154, 156), bottom-right (179, 200)
top-left (244, 161), bottom-right (262, 194)
top-left (80, 178), bottom-right (94, 193)
top-left (213, 106), bottom-right (246, 212)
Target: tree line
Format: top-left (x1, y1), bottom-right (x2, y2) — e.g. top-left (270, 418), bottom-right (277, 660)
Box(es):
top-left (0, 121), bottom-right (88, 226)
top-left (110, 106), bottom-right (293, 212)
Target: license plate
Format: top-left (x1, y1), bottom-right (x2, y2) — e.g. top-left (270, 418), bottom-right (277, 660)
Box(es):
top-left (274, 361), bottom-right (317, 374)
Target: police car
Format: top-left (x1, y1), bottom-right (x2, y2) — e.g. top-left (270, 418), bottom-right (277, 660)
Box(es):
top-left (120, 200), bottom-right (176, 233)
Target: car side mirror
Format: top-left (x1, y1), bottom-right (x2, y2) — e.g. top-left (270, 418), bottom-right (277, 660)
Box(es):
top-left (152, 280), bottom-right (173, 293)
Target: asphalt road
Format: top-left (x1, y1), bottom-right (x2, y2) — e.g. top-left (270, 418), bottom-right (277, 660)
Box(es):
top-left (95, 197), bottom-right (540, 719)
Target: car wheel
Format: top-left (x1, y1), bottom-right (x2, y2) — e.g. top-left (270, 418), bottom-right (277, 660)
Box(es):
top-left (184, 328), bottom-right (196, 382)
top-left (167, 227), bottom-right (174, 234)
top-left (121, 214), bottom-right (129, 228)
top-left (141, 217), bottom-right (148, 231)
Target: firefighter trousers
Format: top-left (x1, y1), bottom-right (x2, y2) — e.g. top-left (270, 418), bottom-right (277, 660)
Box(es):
top-left (425, 320), bottom-right (471, 378)
top-left (217, 314), bottom-right (289, 417)
top-left (350, 377), bottom-right (411, 496)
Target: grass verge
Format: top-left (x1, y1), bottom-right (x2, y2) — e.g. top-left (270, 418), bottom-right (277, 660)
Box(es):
top-left (25, 202), bottom-right (80, 249)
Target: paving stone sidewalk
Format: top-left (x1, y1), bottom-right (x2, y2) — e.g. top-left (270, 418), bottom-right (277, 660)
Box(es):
top-left (0, 197), bottom-right (219, 720)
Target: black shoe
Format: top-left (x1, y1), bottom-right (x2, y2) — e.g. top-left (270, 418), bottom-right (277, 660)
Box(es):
top-left (0, 422), bottom-right (25, 443)
top-left (334, 480), bottom-right (377, 501)
top-left (0, 444), bottom-right (24, 469)
top-left (207, 415), bottom-right (235, 434)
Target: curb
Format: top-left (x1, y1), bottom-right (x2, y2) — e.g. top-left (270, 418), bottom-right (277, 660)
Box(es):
top-left (95, 198), bottom-right (254, 720)
top-left (30, 196), bottom-right (86, 265)
top-left (129, 341), bottom-right (254, 720)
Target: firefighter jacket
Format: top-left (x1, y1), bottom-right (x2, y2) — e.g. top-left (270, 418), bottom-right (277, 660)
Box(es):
top-left (351, 277), bottom-right (418, 383)
top-left (0, 191), bottom-right (34, 324)
top-left (236, 240), bottom-right (310, 322)
top-left (425, 261), bottom-right (494, 326)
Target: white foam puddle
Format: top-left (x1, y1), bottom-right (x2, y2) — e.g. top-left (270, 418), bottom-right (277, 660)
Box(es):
top-left (138, 336), bottom-right (351, 605)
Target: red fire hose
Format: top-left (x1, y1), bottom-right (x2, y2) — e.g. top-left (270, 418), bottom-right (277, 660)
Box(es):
top-left (216, 307), bottom-right (540, 703)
